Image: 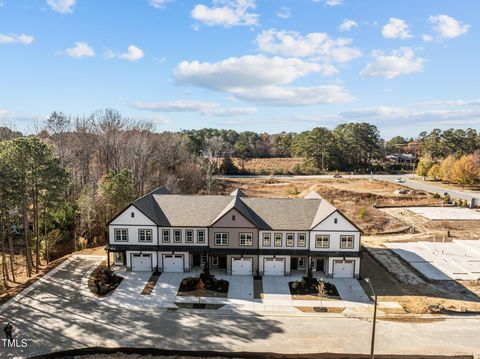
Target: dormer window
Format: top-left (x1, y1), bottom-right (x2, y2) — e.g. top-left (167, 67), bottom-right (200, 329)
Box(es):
top-left (131, 212), bottom-right (135, 218)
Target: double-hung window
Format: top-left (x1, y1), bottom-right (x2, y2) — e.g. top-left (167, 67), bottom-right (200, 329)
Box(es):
top-left (297, 233), bottom-right (306, 247)
top-left (185, 229), bottom-right (194, 243)
top-left (315, 235), bottom-right (330, 248)
top-left (274, 233), bottom-right (282, 247)
top-left (162, 229), bottom-right (170, 243)
top-left (286, 233), bottom-right (294, 247)
top-left (138, 229), bottom-right (152, 242)
top-left (262, 233), bottom-right (271, 247)
top-left (114, 229), bottom-right (128, 242)
top-left (340, 235), bottom-right (355, 249)
top-left (197, 230), bottom-right (205, 244)
top-left (215, 233), bottom-right (228, 246)
top-left (173, 229), bottom-right (182, 243)
top-left (239, 233), bottom-right (253, 246)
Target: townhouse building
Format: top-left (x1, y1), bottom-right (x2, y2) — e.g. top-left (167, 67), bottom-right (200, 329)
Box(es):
top-left (106, 187), bottom-right (362, 278)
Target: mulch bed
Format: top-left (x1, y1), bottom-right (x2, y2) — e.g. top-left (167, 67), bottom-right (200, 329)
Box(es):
top-left (177, 276), bottom-right (229, 298)
top-left (88, 261), bottom-right (123, 297)
top-left (141, 272), bottom-right (161, 295)
top-left (289, 277), bottom-right (340, 299)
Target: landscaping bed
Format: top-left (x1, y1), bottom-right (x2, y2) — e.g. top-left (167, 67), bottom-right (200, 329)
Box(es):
top-left (141, 272), bottom-right (161, 295)
top-left (177, 268), bottom-right (229, 298)
top-left (289, 277), bottom-right (340, 300)
top-left (88, 261), bottom-right (123, 297)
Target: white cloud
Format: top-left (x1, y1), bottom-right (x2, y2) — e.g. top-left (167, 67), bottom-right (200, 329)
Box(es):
top-left (339, 106), bottom-right (480, 126)
top-left (175, 54), bottom-right (336, 90)
top-left (106, 45), bottom-right (144, 61)
top-left (429, 14), bottom-right (470, 38)
top-left (422, 34), bottom-right (433, 42)
top-left (65, 42), bottom-right (95, 58)
top-left (133, 100), bottom-right (257, 117)
top-left (191, 0), bottom-right (259, 27)
top-left (418, 98), bottom-right (480, 107)
top-left (339, 19), bottom-right (358, 32)
top-left (360, 47), bottom-right (425, 79)
top-left (174, 54), bottom-right (353, 105)
top-left (276, 6), bottom-right (290, 19)
top-left (46, 0), bottom-right (76, 14)
top-left (313, 0), bottom-right (343, 6)
top-left (148, 0), bottom-right (171, 9)
top-left (231, 85), bottom-right (354, 105)
top-left (0, 33), bottom-right (34, 45)
top-left (382, 18), bottom-right (412, 39)
top-left (256, 29), bottom-right (361, 63)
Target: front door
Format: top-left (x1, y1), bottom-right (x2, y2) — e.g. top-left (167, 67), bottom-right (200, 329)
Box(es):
top-left (316, 258), bottom-right (325, 272)
top-left (291, 257), bottom-right (298, 270)
top-left (193, 254), bottom-right (201, 267)
top-left (218, 256), bottom-right (227, 269)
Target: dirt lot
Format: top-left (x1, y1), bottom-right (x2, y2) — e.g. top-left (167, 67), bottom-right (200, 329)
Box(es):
top-left (221, 177), bottom-right (439, 234)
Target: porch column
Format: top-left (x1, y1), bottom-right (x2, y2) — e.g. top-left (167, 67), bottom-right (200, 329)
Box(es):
top-left (107, 250), bottom-right (111, 268)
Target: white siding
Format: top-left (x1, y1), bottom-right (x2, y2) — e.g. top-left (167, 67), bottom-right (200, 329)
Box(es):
top-left (310, 211), bottom-right (360, 253)
top-left (109, 225), bottom-right (158, 246)
top-left (110, 205), bottom-right (156, 226)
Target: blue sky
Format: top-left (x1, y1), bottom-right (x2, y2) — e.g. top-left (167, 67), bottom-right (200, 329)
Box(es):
top-left (0, 0), bottom-right (479, 138)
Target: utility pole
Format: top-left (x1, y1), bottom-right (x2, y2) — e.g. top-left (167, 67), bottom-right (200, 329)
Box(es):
top-left (365, 278), bottom-right (377, 359)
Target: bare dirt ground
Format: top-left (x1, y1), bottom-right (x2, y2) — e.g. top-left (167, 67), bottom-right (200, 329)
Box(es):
top-left (221, 177), bottom-right (439, 234)
top-left (221, 177), bottom-right (480, 314)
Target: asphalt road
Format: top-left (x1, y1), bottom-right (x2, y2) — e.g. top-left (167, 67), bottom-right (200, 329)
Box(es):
top-left (1, 256), bottom-right (480, 357)
top-left (223, 174), bottom-right (480, 201)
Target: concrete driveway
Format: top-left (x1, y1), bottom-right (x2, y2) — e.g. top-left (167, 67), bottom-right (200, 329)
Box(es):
top-left (262, 275), bottom-right (296, 303)
top-left (104, 271), bottom-right (151, 308)
top-left (1, 256), bottom-right (480, 357)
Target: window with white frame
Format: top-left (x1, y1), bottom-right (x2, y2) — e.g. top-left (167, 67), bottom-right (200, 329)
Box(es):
top-left (274, 233), bottom-right (282, 247)
top-left (173, 229), bottom-right (182, 243)
top-left (262, 233), bottom-right (271, 247)
top-left (340, 235), bottom-right (355, 249)
top-left (239, 233), bottom-right (253, 246)
top-left (297, 233), bottom-right (306, 247)
top-left (298, 258), bottom-right (305, 268)
top-left (286, 233), bottom-right (294, 247)
top-left (197, 230), bottom-right (205, 243)
top-left (138, 229), bottom-right (152, 242)
top-left (162, 229), bottom-right (170, 243)
top-left (114, 229), bottom-right (128, 242)
top-left (201, 254), bottom-right (207, 264)
top-left (315, 235), bottom-right (330, 248)
top-left (215, 233), bottom-right (228, 245)
top-left (185, 229), bottom-right (194, 243)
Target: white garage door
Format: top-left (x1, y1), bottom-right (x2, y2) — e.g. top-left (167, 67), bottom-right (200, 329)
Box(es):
top-left (131, 254), bottom-right (152, 272)
top-left (232, 258), bottom-right (253, 275)
top-left (163, 255), bottom-right (184, 272)
top-left (264, 258), bottom-right (285, 276)
top-left (333, 260), bottom-right (355, 278)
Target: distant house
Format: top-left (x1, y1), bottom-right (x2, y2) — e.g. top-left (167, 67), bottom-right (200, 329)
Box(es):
top-left (106, 187), bottom-right (362, 278)
top-left (385, 153), bottom-right (415, 165)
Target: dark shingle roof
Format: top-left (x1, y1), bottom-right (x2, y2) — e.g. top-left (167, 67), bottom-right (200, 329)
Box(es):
top-left (128, 187), bottom-right (345, 230)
